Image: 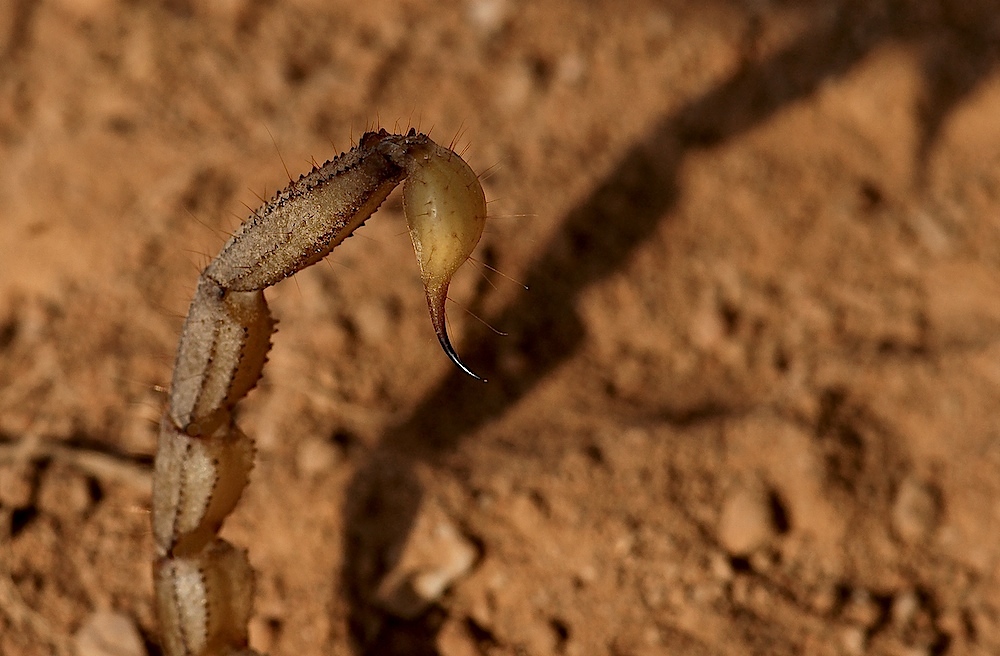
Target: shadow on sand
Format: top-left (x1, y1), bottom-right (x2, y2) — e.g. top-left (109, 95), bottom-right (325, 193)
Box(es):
top-left (340, 1), bottom-right (1000, 652)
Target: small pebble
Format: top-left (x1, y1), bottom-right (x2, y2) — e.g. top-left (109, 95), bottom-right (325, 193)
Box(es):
top-left (574, 563), bottom-right (597, 586)
top-left (840, 626), bottom-right (866, 655)
top-left (295, 436), bottom-right (339, 477)
top-left (708, 551), bottom-right (734, 581)
top-left (375, 500), bottom-right (478, 619)
top-left (73, 611), bottom-right (144, 656)
top-left (892, 477), bottom-right (940, 543)
top-left (466, 0), bottom-right (508, 35)
top-left (892, 590), bottom-right (919, 628)
top-left (717, 480), bottom-right (777, 555)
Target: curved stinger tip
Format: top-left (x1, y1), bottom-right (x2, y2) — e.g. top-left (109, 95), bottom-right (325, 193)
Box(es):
top-left (437, 332), bottom-right (487, 383)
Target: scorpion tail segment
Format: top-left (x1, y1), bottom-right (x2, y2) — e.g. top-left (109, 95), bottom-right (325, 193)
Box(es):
top-left (154, 540), bottom-right (256, 656)
top-left (152, 419), bottom-right (255, 558)
top-left (168, 282), bottom-right (274, 437)
top-left (155, 133), bottom-right (494, 655)
top-left (401, 138), bottom-right (488, 381)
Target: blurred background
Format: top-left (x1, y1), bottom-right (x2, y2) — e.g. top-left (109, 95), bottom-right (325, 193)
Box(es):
top-left (1, 0), bottom-right (999, 654)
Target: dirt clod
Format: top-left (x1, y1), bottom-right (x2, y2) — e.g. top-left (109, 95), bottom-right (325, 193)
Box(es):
top-left (717, 479), bottom-right (778, 556)
top-left (892, 477), bottom-right (941, 544)
top-left (375, 501), bottom-right (478, 619)
top-left (73, 611), bottom-right (144, 656)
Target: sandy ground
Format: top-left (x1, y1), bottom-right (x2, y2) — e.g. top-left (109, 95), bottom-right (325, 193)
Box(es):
top-left (2, 1), bottom-right (1000, 654)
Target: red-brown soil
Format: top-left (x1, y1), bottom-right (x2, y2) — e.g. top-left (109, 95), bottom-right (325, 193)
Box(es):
top-left (2, 1), bottom-right (1000, 655)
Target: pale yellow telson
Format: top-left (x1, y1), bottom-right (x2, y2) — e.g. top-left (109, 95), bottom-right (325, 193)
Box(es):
top-left (153, 130), bottom-right (487, 656)
top-left (403, 140), bottom-right (488, 379)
